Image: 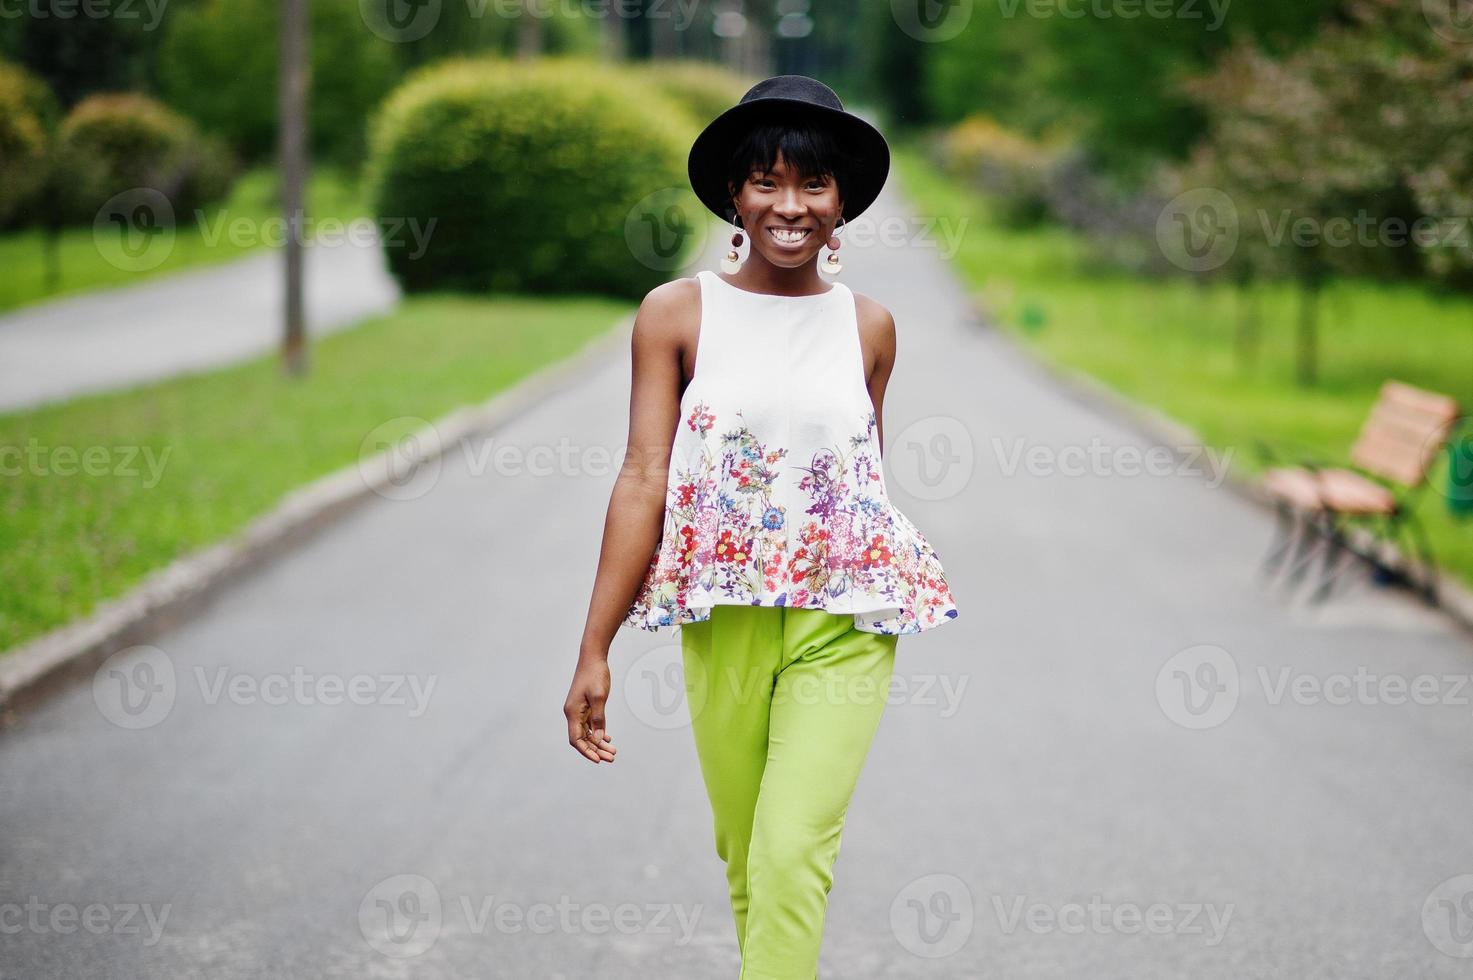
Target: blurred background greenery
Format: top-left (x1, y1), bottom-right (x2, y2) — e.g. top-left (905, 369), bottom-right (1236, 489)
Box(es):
top-left (2, 0), bottom-right (1472, 650)
top-left (5, 0), bottom-right (1470, 300)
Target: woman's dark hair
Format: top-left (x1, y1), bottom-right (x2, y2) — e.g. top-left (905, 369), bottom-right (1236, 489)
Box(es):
top-left (722, 114), bottom-right (864, 223)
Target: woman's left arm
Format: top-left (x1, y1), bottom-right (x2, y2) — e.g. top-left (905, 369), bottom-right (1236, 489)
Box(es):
top-left (857, 296), bottom-right (897, 458)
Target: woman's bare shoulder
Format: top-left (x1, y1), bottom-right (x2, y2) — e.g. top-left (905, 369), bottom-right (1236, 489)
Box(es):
top-left (633, 276), bottom-right (701, 345)
top-left (851, 290), bottom-right (895, 328)
top-left (851, 290), bottom-right (897, 356)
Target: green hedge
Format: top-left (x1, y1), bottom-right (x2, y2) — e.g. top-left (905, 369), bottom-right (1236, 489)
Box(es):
top-left (935, 114), bottom-right (1063, 229)
top-left (635, 58), bottom-right (751, 129)
top-left (366, 56), bottom-right (701, 299)
top-left (0, 60), bottom-right (58, 227)
top-left (51, 93), bottom-right (236, 226)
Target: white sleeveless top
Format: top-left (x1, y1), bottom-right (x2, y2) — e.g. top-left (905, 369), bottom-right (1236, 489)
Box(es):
top-left (623, 269), bottom-right (959, 636)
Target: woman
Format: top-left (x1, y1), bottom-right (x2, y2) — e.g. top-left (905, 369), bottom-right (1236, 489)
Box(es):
top-left (564, 75), bottom-right (959, 978)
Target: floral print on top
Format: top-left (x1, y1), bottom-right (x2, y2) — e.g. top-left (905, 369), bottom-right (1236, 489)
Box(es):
top-left (625, 399), bottom-right (959, 636)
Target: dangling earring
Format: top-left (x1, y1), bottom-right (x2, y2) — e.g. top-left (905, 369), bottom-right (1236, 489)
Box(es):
top-left (721, 215), bottom-right (748, 274)
top-left (819, 217), bottom-right (845, 276)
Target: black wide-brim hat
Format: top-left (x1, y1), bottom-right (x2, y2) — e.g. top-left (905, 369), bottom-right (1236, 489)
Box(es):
top-left (687, 74), bottom-right (890, 225)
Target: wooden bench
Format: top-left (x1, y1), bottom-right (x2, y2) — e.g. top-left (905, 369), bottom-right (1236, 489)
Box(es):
top-left (1258, 380), bottom-right (1461, 604)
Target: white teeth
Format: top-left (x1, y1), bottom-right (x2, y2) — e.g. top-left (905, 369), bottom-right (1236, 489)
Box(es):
top-left (769, 228), bottom-right (810, 244)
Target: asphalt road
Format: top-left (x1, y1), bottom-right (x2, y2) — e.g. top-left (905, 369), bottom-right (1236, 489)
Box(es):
top-left (4, 177), bottom-right (1473, 979)
top-left (0, 235), bottom-right (398, 414)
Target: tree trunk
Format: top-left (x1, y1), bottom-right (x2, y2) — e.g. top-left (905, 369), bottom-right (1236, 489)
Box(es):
top-left (650, 0), bottom-right (679, 58)
top-left (598, 5), bottom-right (624, 60)
top-left (1234, 276), bottom-right (1260, 375)
top-left (42, 224), bottom-right (60, 291)
top-left (279, 0), bottom-right (309, 377)
top-left (516, 0), bottom-right (543, 59)
top-left (1295, 276), bottom-right (1320, 387)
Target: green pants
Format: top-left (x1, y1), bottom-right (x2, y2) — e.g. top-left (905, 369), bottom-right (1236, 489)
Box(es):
top-left (681, 605), bottom-right (899, 980)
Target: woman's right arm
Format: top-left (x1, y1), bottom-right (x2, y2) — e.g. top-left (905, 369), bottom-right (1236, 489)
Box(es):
top-left (564, 278), bottom-right (696, 763)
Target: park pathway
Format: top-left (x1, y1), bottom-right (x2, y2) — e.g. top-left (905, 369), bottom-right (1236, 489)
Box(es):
top-left (0, 234), bottom-right (398, 413)
top-left (3, 174), bottom-right (1473, 979)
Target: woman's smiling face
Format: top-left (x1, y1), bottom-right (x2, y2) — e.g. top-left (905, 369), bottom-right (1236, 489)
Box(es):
top-left (728, 149), bottom-right (844, 269)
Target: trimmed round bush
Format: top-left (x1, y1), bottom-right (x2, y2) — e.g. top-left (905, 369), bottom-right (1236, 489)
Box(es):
top-left (366, 56), bottom-right (700, 298)
top-left (0, 60), bottom-right (59, 227)
top-left (635, 59), bottom-right (752, 129)
top-left (177, 131), bottom-right (238, 211)
top-left (937, 114), bottom-right (1062, 228)
top-left (51, 93), bottom-right (238, 225)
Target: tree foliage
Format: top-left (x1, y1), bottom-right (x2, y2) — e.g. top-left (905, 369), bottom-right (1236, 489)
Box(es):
top-left (888, 0), bottom-right (1346, 180)
top-left (1175, 0), bottom-right (1473, 286)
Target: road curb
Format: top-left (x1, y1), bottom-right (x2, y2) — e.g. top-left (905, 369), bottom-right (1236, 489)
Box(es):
top-left (0, 314), bottom-right (633, 716)
top-left (971, 297), bottom-right (1473, 640)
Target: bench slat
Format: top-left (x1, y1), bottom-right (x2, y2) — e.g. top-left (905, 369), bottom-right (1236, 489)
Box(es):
top-left (1348, 380), bottom-right (1460, 486)
top-left (1351, 429), bottom-right (1438, 485)
top-left (1380, 379), bottom-right (1460, 420)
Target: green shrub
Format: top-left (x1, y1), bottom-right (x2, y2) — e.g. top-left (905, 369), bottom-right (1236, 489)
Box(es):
top-left (51, 93), bottom-right (238, 225)
top-left (635, 59), bottom-right (752, 128)
top-left (366, 56), bottom-right (701, 299)
top-left (935, 114), bottom-right (1063, 228)
top-left (0, 59), bottom-right (58, 227)
top-left (178, 131), bottom-right (238, 211)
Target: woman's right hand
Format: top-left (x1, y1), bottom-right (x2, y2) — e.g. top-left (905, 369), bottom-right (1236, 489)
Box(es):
top-left (567, 278), bottom-right (695, 765)
top-left (565, 655), bottom-right (617, 764)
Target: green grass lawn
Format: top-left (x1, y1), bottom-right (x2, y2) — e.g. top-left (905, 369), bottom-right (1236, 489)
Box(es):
top-left (0, 166), bottom-right (368, 314)
top-left (891, 138), bottom-right (1473, 590)
top-left (0, 293), bottom-right (632, 652)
